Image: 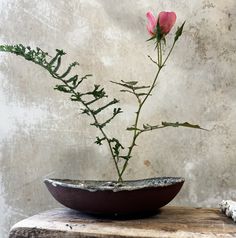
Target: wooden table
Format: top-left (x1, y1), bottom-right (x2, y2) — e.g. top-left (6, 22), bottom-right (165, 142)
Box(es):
top-left (9, 206), bottom-right (236, 238)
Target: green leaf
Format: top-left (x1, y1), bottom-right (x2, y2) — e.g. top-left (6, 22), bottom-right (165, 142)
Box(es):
top-left (90, 122), bottom-right (101, 128)
top-left (156, 19), bottom-right (164, 43)
top-left (126, 127), bottom-right (135, 131)
top-left (174, 21), bottom-right (186, 42)
top-left (95, 136), bottom-right (106, 145)
top-left (161, 121), bottom-right (207, 130)
top-left (70, 93), bottom-right (82, 101)
top-left (54, 85), bottom-right (71, 93)
top-left (137, 93), bottom-right (149, 96)
top-left (113, 107), bottom-right (123, 115)
top-left (119, 155), bottom-right (131, 161)
top-left (58, 61), bottom-right (79, 79)
top-left (110, 80), bottom-right (133, 89)
top-left (52, 56), bottom-right (62, 73)
top-left (133, 85), bottom-right (150, 90)
top-left (84, 84), bottom-right (107, 99)
top-left (109, 138), bottom-right (124, 156)
top-left (146, 35), bottom-right (156, 42)
top-left (121, 80), bottom-right (138, 86)
top-left (111, 80), bottom-right (150, 91)
top-left (48, 49), bottom-right (64, 67)
top-left (162, 37), bottom-right (166, 46)
top-left (98, 108), bottom-right (122, 128)
top-left (66, 75), bottom-right (78, 84)
top-left (80, 108), bottom-right (90, 115)
top-left (93, 98), bottom-right (119, 115)
top-left (92, 85), bottom-right (107, 99)
top-left (143, 124), bottom-right (149, 129)
top-left (126, 127), bottom-right (140, 131)
top-left (120, 89), bottom-right (134, 94)
top-left (81, 74), bottom-right (93, 80)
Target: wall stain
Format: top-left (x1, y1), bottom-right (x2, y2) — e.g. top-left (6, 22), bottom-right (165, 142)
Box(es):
top-left (144, 160), bottom-right (151, 167)
top-left (202, 0), bottom-right (215, 9)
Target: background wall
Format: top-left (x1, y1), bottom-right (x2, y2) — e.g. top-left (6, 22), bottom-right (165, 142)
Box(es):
top-left (0, 0), bottom-right (236, 237)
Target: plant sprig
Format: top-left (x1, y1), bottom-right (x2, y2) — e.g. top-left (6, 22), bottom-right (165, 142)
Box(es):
top-left (0, 44), bottom-right (124, 181)
top-left (0, 20), bottom-right (205, 182)
top-left (114, 22), bottom-right (204, 179)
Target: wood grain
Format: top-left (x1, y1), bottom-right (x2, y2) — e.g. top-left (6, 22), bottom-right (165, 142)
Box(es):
top-left (9, 207), bottom-right (236, 238)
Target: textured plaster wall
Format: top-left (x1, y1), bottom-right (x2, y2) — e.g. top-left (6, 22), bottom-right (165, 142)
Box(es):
top-left (0, 0), bottom-right (236, 237)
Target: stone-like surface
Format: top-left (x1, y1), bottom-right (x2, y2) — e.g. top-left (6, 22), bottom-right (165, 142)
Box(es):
top-left (9, 207), bottom-right (236, 238)
top-left (45, 177), bottom-right (184, 192)
top-left (0, 0), bottom-right (236, 237)
top-left (220, 200), bottom-right (236, 222)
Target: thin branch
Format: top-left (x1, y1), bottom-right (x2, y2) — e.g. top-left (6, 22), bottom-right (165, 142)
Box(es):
top-left (147, 55), bottom-right (158, 66)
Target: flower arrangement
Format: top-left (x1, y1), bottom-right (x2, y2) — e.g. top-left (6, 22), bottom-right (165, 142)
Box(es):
top-left (0, 10), bottom-right (204, 182)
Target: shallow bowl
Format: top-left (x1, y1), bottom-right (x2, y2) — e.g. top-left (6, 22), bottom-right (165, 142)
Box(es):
top-left (44, 177), bottom-right (184, 216)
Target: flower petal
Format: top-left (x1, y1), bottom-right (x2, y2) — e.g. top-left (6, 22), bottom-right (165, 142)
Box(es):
top-left (146, 11), bottom-right (157, 35)
top-left (158, 11), bottom-right (177, 34)
top-left (147, 24), bottom-right (155, 35)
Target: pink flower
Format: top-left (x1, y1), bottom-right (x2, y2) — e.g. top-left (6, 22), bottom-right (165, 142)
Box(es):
top-left (146, 11), bottom-right (177, 36)
top-left (146, 11), bottom-right (157, 36)
top-left (159, 12), bottom-right (177, 34)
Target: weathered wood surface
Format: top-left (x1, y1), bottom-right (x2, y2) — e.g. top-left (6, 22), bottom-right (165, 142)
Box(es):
top-left (9, 206), bottom-right (236, 238)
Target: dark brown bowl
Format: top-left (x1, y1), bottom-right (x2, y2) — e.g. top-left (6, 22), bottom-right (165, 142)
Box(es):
top-left (44, 177), bottom-right (184, 216)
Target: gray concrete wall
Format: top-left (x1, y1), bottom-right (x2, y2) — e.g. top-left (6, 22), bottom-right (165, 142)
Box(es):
top-left (0, 0), bottom-right (235, 237)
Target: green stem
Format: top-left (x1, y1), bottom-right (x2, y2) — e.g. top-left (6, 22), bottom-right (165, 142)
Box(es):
top-left (85, 104), bottom-right (123, 182)
top-left (60, 79), bottom-right (122, 182)
top-left (159, 41), bottom-right (162, 66)
top-left (0, 45), bottom-right (124, 181)
top-left (119, 40), bottom-right (176, 179)
top-left (157, 43), bottom-right (160, 66)
top-left (119, 68), bottom-right (161, 178)
top-left (162, 41), bottom-right (176, 66)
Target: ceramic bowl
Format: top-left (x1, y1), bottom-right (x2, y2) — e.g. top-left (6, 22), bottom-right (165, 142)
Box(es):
top-left (44, 177), bottom-right (184, 216)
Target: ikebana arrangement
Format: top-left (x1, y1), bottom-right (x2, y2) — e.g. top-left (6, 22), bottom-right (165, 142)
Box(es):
top-left (0, 10), bottom-right (205, 215)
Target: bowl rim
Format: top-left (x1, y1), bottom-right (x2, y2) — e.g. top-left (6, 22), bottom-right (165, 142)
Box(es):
top-left (44, 177), bottom-right (185, 192)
